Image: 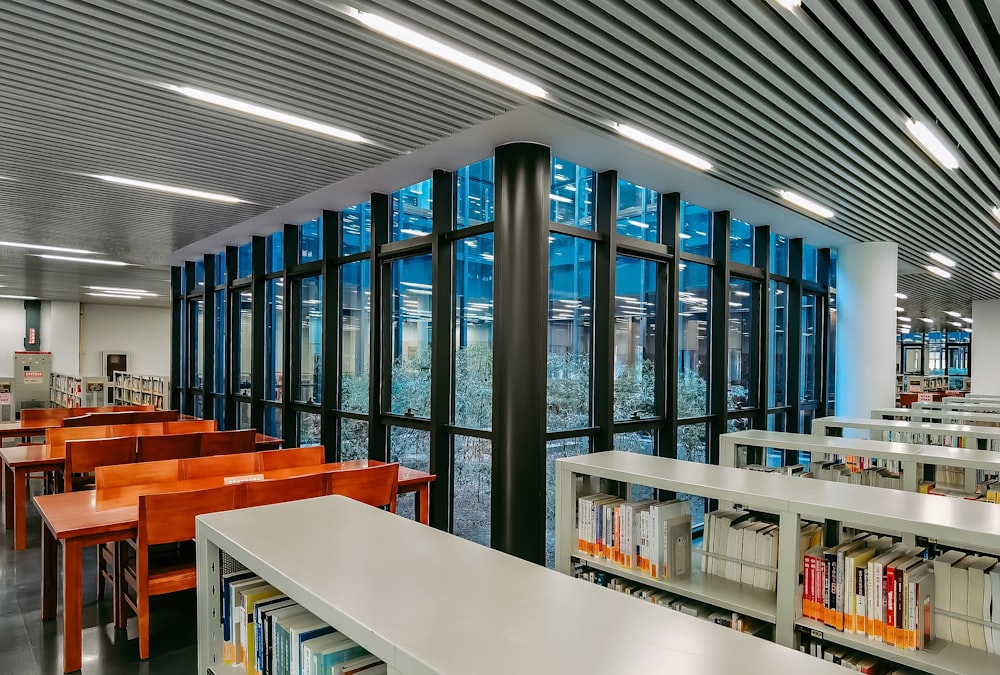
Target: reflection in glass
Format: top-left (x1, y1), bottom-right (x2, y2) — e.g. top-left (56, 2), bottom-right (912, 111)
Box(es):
top-left (234, 290), bottom-right (252, 396)
top-left (264, 405), bottom-right (281, 438)
top-left (676, 423), bottom-right (708, 529)
top-left (390, 255), bottom-right (432, 417)
top-left (770, 233), bottom-right (788, 276)
top-left (728, 278), bottom-right (754, 409)
top-left (729, 219), bottom-right (754, 266)
top-left (299, 218), bottom-right (322, 263)
top-left (390, 427), bottom-right (430, 520)
top-left (193, 394), bottom-right (203, 419)
top-left (194, 260), bottom-right (205, 289)
top-left (680, 201), bottom-right (711, 256)
top-left (266, 231), bottom-right (283, 273)
top-left (214, 251), bottom-right (226, 286)
top-left (237, 402), bottom-right (251, 429)
top-left (768, 281), bottom-right (788, 408)
top-left (213, 290), bottom-right (225, 394)
top-left (192, 299), bottom-right (204, 389)
top-left (296, 275), bottom-right (322, 403)
top-left (339, 418), bottom-right (369, 461)
top-left (453, 435), bottom-right (491, 546)
top-left (549, 157), bottom-right (594, 230)
top-left (456, 158), bottom-right (495, 228)
top-left (340, 261), bottom-right (370, 412)
top-left (391, 179), bottom-right (433, 241)
top-left (678, 262), bottom-right (709, 417)
top-left (213, 398), bottom-right (225, 429)
top-left (547, 234), bottom-right (593, 431)
top-left (265, 279), bottom-right (284, 402)
top-left (454, 234), bottom-right (493, 429)
top-left (236, 242), bottom-right (252, 279)
top-left (801, 293), bottom-right (818, 401)
top-left (614, 256), bottom-right (657, 420)
top-left (803, 244), bottom-right (818, 282)
top-left (546, 436), bottom-right (590, 567)
top-left (613, 430), bottom-right (655, 500)
top-left (297, 411), bottom-right (321, 447)
top-left (616, 179), bottom-right (658, 242)
top-left (341, 201), bottom-right (372, 255)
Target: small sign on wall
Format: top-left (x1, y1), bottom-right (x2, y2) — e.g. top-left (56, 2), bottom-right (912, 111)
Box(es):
top-left (917, 392), bottom-right (933, 402)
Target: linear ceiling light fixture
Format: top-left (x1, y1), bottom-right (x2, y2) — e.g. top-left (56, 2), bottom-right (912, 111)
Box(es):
top-left (0, 241), bottom-right (95, 254)
top-left (962, 317), bottom-right (973, 323)
top-left (169, 85), bottom-right (367, 143)
top-left (350, 10), bottom-right (547, 98)
top-left (926, 265), bottom-right (952, 279)
top-left (86, 293), bottom-right (143, 299)
top-left (905, 119), bottom-right (959, 169)
top-left (85, 286), bottom-right (158, 296)
top-left (92, 175), bottom-right (244, 203)
top-left (777, 0), bottom-right (802, 7)
top-left (896, 306), bottom-right (904, 312)
top-left (31, 254), bottom-right (129, 266)
top-left (928, 252), bottom-right (956, 267)
top-left (613, 124), bottom-right (713, 171)
top-left (944, 310), bottom-right (961, 317)
top-left (993, 272), bottom-right (1000, 281)
top-left (919, 317), bottom-right (934, 323)
top-left (895, 292), bottom-right (907, 299)
top-left (0, 294), bottom-right (38, 300)
top-left (778, 190), bottom-right (835, 218)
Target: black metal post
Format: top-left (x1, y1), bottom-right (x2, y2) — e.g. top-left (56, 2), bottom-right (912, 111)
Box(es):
top-left (370, 193), bottom-right (390, 463)
top-left (321, 211), bottom-right (339, 461)
top-left (251, 236), bottom-right (266, 432)
top-left (202, 254), bottom-right (215, 421)
top-left (593, 170), bottom-right (615, 452)
top-left (430, 169), bottom-right (455, 532)
top-left (710, 210), bottom-right (731, 466)
top-left (170, 266), bottom-right (182, 411)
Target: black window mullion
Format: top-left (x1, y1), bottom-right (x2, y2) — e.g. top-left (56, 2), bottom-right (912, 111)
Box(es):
top-left (250, 235), bottom-right (266, 433)
top-left (202, 253), bottom-right (215, 421)
top-left (225, 246), bottom-right (239, 429)
top-left (170, 266), bottom-right (182, 411)
top-left (754, 226), bottom-right (772, 431)
top-left (321, 210), bottom-right (340, 460)
top-left (282, 224), bottom-right (297, 446)
top-left (430, 168), bottom-right (455, 532)
top-left (787, 238), bottom-right (804, 431)
top-left (593, 170), bottom-right (616, 452)
top-left (662, 192), bottom-right (680, 460)
top-left (710, 210), bottom-right (731, 464)
top-left (370, 193), bottom-right (390, 463)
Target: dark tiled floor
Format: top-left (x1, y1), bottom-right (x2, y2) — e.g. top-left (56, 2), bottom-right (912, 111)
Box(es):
top-left (0, 482), bottom-right (197, 674)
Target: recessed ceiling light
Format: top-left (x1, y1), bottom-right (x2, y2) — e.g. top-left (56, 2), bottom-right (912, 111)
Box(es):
top-left (905, 119), bottom-right (959, 169)
top-left (926, 265), bottom-right (952, 279)
top-left (992, 206), bottom-right (1000, 221)
top-left (778, 190), bottom-right (835, 218)
top-left (895, 292), bottom-right (907, 299)
top-left (993, 271), bottom-right (1000, 281)
top-left (31, 254), bottom-right (129, 266)
top-left (962, 317), bottom-right (972, 324)
top-left (919, 317), bottom-right (934, 323)
top-left (896, 306), bottom-right (904, 312)
top-left (86, 293), bottom-right (143, 299)
top-left (944, 310), bottom-right (961, 317)
top-left (169, 86), bottom-right (368, 143)
top-left (0, 241), bottom-right (96, 254)
top-left (84, 286), bottom-right (158, 296)
top-left (92, 175), bottom-right (244, 203)
top-left (613, 124), bottom-right (712, 171)
top-left (928, 252), bottom-right (956, 267)
top-left (349, 10), bottom-right (547, 98)
top-left (777, 0), bottom-right (801, 7)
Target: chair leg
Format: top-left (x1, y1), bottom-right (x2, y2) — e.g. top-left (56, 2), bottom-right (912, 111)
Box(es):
top-left (138, 585), bottom-right (150, 660)
top-left (114, 543), bottom-right (126, 629)
top-left (96, 548), bottom-right (105, 601)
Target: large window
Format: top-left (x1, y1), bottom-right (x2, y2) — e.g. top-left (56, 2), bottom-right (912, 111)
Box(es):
top-left (550, 157), bottom-right (594, 230)
top-left (547, 234), bottom-right (593, 431)
top-left (614, 255), bottom-right (657, 419)
top-left (456, 158), bottom-right (494, 228)
top-left (728, 278), bottom-right (755, 409)
top-left (389, 255), bottom-right (433, 417)
top-left (295, 275), bottom-right (322, 403)
top-left (213, 290), bottom-right (225, 395)
top-left (234, 290), bottom-right (252, 397)
top-left (341, 201), bottom-right (372, 256)
top-left (616, 180), bottom-right (658, 243)
top-left (678, 262), bottom-right (710, 418)
top-left (191, 299), bottom-right (204, 390)
top-left (680, 201), bottom-right (711, 256)
top-left (391, 180), bottom-right (433, 242)
top-left (265, 279), bottom-right (283, 402)
top-left (801, 292), bottom-right (820, 402)
top-left (454, 234), bottom-right (494, 430)
top-left (768, 281), bottom-right (788, 408)
top-left (339, 261), bottom-right (370, 412)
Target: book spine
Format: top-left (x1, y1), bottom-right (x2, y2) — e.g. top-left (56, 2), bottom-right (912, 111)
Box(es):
top-left (856, 566), bottom-right (867, 636)
top-left (885, 565), bottom-right (896, 645)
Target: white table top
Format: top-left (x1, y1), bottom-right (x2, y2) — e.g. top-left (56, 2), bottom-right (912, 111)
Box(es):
top-left (197, 495), bottom-right (845, 675)
top-left (813, 416), bottom-right (1000, 439)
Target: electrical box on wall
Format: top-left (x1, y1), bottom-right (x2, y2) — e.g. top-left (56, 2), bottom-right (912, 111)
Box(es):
top-left (13, 351), bottom-right (52, 413)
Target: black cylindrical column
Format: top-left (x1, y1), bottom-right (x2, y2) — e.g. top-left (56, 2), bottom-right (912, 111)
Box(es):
top-left (492, 142), bottom-right (550, 563)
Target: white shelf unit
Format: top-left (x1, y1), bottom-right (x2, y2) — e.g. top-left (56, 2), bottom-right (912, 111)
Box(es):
top-left (872, 407), bottom-right (1000, 428)
top-left (194, 495), bottom-right (845, 675)
top-left (812, 416), bottom-right (1000, 451)
top-left (915, 401), bottom-right (1000, 415)
top-left (112, 372), bottom-right (169, 409)
top-left (49, 374), bottom-right (109, 408)
top-left (555, 451), bottom-right (1000, 675)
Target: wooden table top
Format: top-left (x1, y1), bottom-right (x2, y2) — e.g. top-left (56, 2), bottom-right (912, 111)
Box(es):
top-left (34, 460), bottom-right (435, 540)
top-left (0, 420), bottom-right (57, 435)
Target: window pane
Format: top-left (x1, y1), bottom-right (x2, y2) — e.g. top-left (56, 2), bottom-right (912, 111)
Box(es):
top-left (213, 397), bottom-right (225, 429)
top-left (391, 179), bottom-right (433, 241)
top-left (194, 260), bottom-right (205, 289)
top-left (266, 231), bottom-right (284, 273)
top-left (680, 201), bottom-right (711, 256)
top-left (802, 244), bottom-right (818, 282)
top-left (234, 290), bottom-right (252, 396)
top-left (454, 234), bottom-right (493, 429)
top-left (828, 291), bottom-right (837, 414)
top-left (390, 255), bottom-right (432, 416)
top-left (340, 261), bottom-right (370, 412)
top-left (727, 417), bottom-right (752, 433)
top-left (728, 278), bottom-right (754, 410)
top-left (237, 401), bottom-right (251, 429)
top-left (729, 219), bottom-right (754, 266)
top-left (768, 281), bottom-right (788, 408)
top-left (616, 179), bottom-right (658, 242)
top-left (213, 290), bottom-right (225, 394)
top-left (613, 430), bottom-right (655, 501)
top-left (296, 275), bottom-right (322, 404)
top-left (192, 299), bottom-right (204, 389)
top-left (456, 158), bottom-right (494, 228)
top-left (214, 251), bottom-right (226, 286)
top-left (193, 394), bottom-right (203, 419)
top-left (339, 418), bottom-right (369, 461)
top-left (389, 426), bottom-right (430, 520)
top-left (546, 436), bottom-right (590, 568)
top-left (549, 157), bottom-right (594, 230)
top-left (676, 423), bottom-right (708, 530)
top-left (299, 217), bottom-right (322, 263)
top-left (237, 242), bottom-right (252, 279)
top-left (770, 234), bottom-right (788, 276)
top-left (453, 435), bottom-right (491, 547)
top-left (297, 411), bottom-right (321, 447)
top-left (264, 405), bottom-right (281, 438)
top-left (678, 261), bottom-right (710, 417)
top-left (341, 201), bottom-right (372, 256)
top-left (614, 255), bottom-right (657, 420)
top-left (265, 279), bottom-right (284, 401)
top-left (547, 234), bottom-right (593, 431)
top-left (801, 293), bottom-right (818, 401)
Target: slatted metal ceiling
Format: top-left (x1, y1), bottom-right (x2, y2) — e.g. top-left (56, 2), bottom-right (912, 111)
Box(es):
top-left (2, 0), bottom-right (999, 325)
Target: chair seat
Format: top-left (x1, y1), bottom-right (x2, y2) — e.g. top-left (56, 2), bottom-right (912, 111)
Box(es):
top-left (123, 543), bottom-right (197, 597)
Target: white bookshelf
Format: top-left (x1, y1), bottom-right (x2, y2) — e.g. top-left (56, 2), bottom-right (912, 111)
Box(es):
top-left (112, 372), bottom-right (169, 409)
top-left (812, 416), bottom-right (1000, 451)
top-left (915, 401), bottom-right (1000, 415)
top-left (874, 407), bottom-right (1000, 426)
top-left (555, 451), bottom-right (1000, 675)
top-left (195, 495), bottom-right (844, 675)
top-left (49, 373), bottom-right (108, 408)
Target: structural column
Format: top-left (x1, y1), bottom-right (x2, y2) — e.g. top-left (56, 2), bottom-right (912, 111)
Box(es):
top-left (971, 299), bottom-right (1000, 394)
top-left (492, 142), bottom-right (550, 563)
top-left (834, 242), bottom-right (898, 419)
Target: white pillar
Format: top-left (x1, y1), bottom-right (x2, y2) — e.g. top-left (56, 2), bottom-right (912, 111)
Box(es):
top-left (971, 299), bottom-right (1000, 394)
top-left (835, 242), bottom-right (898, 418)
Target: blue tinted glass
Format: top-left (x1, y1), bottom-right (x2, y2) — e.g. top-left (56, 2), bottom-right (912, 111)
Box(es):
top-left (770, 234), bottom-right (788, 276)
top-left (456, 158), bottom-right (494, 228)
top-left (214, 252), bottom-right (226, 286)
top-left (194, 260), bottom-right (205, 289)
top-left (902, 332), bottom-right (922, 344)
top-left (266, 231), bottom-right (284, 273)
top-left (680, 201), bottom-right (711, 256)
top-left (730, 219), bottom-right (754, 266)
top-left (550, 157), bottom-right (595, 230)
top-left (828, 249), bottom-right (837, 288)
top-left (341, 201), bottom-right (372, 255)
top-left (454, 233), bottom-right (494, 429)
top-left (237, 242), bottom-right (252, 278)
top-left (803, 244), bottom-right (818, 281)
top-left (616, 179), bottom-right (658, 242)
top-left (299, 218), bottom-right (322, 263)
top-left (392, 179), bottom-right (433, 241)
top-left (213, 289), bottom-right (225, 394)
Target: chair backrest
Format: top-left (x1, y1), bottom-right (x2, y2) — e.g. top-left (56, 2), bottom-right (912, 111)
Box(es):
top-left (238, 473), bottom-right (325, 508)
top-left (326, 463), bottom-right (399, 512)
top-left (163, 419), bottom-right (216, 434)
top-left (63, 412), bottom-right (136, 427)
top-left (95, 459), bottom-right (181, 490)
top-left (46, 425), bottom-right (116, 452)
top-left (64, 437), bottom-right (137, 490)
top-left (179, 452), bottom-right (257, 480)
top-left (21, 408), bottom-right (73, 425)
top-left (139, 485), bottom-right (238, 546)
top-left (256, 446), bottom-right (324, 471)
top-left (199, 429), bottom-right (257, 457)
top-left (136, 433), bottom-right (200, 462)
top-left (85, 405), bottom-right (156, 413)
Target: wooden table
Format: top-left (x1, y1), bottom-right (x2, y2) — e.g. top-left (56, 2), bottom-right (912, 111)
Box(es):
top-left (34, 459), bottom-right (434, 673)
top-left (2, 433), bottom-right (282, 550)
top-left (0, 419), bottom-right (58, 441)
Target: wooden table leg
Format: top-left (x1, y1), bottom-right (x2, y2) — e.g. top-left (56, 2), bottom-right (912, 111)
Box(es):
top-left (114, 541), bottom-right (126, 628)
top-left (13, 468), bottom-right (27, 550)
top-left (416, 484), bottom-right (430, 526)
top-left (62, 539), bottom-right (83, 673)
top-left (3, 463), bottom-right (12, 529)
top-left (41, 522), bottom-right (57, 620)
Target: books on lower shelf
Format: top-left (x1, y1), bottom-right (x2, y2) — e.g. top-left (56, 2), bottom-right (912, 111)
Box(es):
top-left (799, 632), bottom-right (925, 674)
top-left (111, 372), bottom-right (169, 410)
top-left (220, 570), bottom-right (385, 675)
top-left (701, 509), bottom-right (793, 592)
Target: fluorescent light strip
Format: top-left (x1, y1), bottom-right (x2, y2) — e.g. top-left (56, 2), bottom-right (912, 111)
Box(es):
top-left (613, 124), bottom-right (712, 171)
top-left (949, 321), bottom-right (963, 327)
top-left (895, 293), bottom-right (908, 299)
top-left (905, 119), bottom-right (959, 169)
top-left (171, 86), bottom-right (366, 142)
top-left (0, 294), bottom-right (38, 300)
top-left (779, 190), bottom-right (835, 218)
top-left (85, 286), bottom-right (158, 296)
top-left (550, 193), bottom-right (573, 203)
top-left (778, 0), bottom-right (802, 6)
top-left (896, 306), bottom-right (904, 312)
top-left (0, 241), bottom-right (95, 255)
top-left (926, 265), bottom-right (952, 279)
top-left (32, 254), bottom-right (129, 266)
top-left (962, 317), bottom-right (973, 324)
top-left (944, 310), bottom-right (961, 317)
top-left (993, 272), bottom-right (1000, 281)
top-left (992, 206), bottom-right (1000, 221)
top-left (352, 11), bottom-right (547, 98)
top-left (92, 175), bottom-right (243, 203)
top-left (86, 293), bottom-right (142, 299)
top-left (919, 317), bottom-right (934, 323)
top-left (898, 317), bottom-right (911, 322)
top-left (928, 251), bottom-right (956, 267)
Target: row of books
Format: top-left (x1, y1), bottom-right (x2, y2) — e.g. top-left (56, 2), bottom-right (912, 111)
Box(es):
top-left (113, 373), bottom-right (168, 395)
top-left (701, 509), bottom-right (797, 591)
top-left (798, 633), bottom-right (921, 674)
top-left (932, 550), bottom-right (1000, 653)
top-left (221, 570), bottom-right (385, 675)
top-left (576, 494), bottom-right (692, 580)
top-left (573, 565), bottom-right (770, 638)
top-left (746, 461), bottom-right (903, 490)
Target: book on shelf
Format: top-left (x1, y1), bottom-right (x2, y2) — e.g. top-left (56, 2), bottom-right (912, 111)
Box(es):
top-left (702, 509), bottom-right (784, 591)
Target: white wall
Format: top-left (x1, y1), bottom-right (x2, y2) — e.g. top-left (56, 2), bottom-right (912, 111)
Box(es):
top-left (972, 299), bottom-right (1000, 395)
top-left (40, 301), bottom-right (81, 375)
top-left (79, 303), bottom-right (171, 377)
top-left (0, 300), bottom-right (27, 376)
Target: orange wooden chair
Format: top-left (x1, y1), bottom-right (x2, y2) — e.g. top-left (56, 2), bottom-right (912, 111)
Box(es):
top-left (178, 452), bottom-right (256, 480)
top-left (238, 473), bottom-right (325, 508)
top-left (121, 485), bottom-right (238, 659)
top-left (198, 429), bottom-right (256, 456)
top-left (95, 459), bottom-right (181, 490)
top-left (136, 433), bottom-right (200, 462)
top-left (256, 446), bottom-right (324, 471)
top-left (326, 463), bottom-right (399, 512)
